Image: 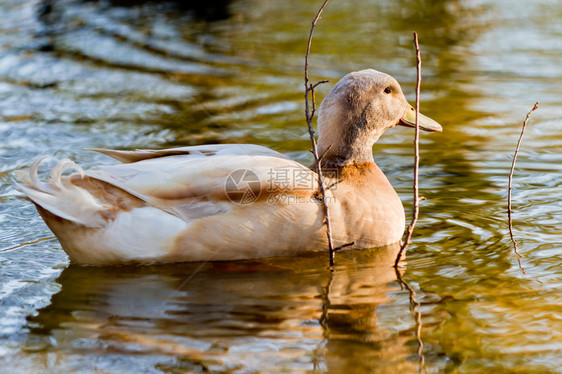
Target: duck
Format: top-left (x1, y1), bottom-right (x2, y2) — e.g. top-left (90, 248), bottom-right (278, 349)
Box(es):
top-left (17, 69), bottom-right (442, 265)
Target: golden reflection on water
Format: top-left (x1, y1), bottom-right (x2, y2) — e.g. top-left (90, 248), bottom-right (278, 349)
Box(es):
top-left (23, 244), bottom-right (424, 373)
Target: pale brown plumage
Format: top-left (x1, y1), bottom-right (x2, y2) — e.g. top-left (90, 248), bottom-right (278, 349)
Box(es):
top-left (17, 69), bottom-right (442, 265)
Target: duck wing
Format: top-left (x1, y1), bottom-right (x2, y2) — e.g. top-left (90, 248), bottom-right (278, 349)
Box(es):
top-left (87, 143), bottom-right (289, 164)
top-left (18, 144), bottom-right (317, 227)
top-left (85, 150), bottom-right (318, 223)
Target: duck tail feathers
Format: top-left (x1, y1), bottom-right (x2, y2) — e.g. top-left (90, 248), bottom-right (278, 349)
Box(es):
top-left (16, 157), bottom-right (107, 228)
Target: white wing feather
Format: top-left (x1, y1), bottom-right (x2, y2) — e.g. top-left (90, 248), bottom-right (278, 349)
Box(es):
top-left (86, 153), bottom-right (318, 222)
top-left (87, 143), bottom-right (289, 163)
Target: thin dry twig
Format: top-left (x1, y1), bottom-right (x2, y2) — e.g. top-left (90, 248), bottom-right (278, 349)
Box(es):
top-left (325, 179), bottom-right (342, 191)
top-left (395, 32), bottom-right (422, 268)
top-left (508, 102), bottom-right (539, 264)
top-left (304, 0), bottom-right (336, 267)
top-left (0, 236), bottom-right (56, 253)
top-left (395, 268), bottom-right (426, 373)
top-left (316, 143), bottom-right (333, 164)
top-left (334, 241), bottom-right (355, 252)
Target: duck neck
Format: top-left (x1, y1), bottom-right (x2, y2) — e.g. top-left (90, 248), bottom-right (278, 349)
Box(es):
top-left (316, 141), bottom-right (375, 171)
top-left (316, 122), bottom-right (382, 170)
top-left (315, 100), bottom-right (386, 170)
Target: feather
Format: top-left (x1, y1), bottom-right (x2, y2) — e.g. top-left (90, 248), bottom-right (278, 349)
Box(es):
top-left (87, 144), bottom-right (289, 164)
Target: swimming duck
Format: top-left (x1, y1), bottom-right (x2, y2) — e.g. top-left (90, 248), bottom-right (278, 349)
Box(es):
top-left (17, 69), bottom-right (442, 265)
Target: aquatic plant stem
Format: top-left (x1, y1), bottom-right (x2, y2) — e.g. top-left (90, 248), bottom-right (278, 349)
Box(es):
top-left (507, 102), bottom-right (539, 259)
top-left (395, 32), bottom-right (422, 268)
top-left (304, 0), bottom-right (336, 267)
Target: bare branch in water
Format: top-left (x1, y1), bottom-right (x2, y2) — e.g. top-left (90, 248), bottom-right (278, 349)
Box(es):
top-left (304, 0), bottom-right (336, 267)
top-left (508, 102), bottom-right (539, 273)
top-left (395, 268), bottom-right (426, 373)
top-left (395, 32), bottom-right (422, 268)
top-left (0, 236), bottom-right (56, 253)
top-left (334, 242), bottom-right (355, 252)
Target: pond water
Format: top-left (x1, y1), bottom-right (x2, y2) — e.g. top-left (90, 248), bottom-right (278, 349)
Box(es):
top-left (1, 0), bottom-right (561, 372)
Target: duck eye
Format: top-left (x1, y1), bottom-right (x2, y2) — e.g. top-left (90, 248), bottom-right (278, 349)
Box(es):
top-left (384, 87), bottom-right (392, 94)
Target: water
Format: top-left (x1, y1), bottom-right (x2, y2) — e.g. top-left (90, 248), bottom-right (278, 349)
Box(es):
top-left (0, 0), bottom-right (561, 372)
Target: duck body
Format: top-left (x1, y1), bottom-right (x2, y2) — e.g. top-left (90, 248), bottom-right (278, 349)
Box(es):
top-left (17, 69), bottom-right (441, 265)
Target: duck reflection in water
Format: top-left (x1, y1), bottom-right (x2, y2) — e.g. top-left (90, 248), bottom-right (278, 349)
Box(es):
top-left (26, 243), bottom-right (418, 372)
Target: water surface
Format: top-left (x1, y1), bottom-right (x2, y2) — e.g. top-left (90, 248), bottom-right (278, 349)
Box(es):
top-left (0, 0), bottom-right (561, 372)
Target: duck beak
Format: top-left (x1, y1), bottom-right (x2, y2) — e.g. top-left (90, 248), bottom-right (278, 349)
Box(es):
top-left (398, 104), bottom-right (442, 132)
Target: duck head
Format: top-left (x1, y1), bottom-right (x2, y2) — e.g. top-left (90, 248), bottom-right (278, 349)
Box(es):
top-left (317, 69), bottom-right (442, 168)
